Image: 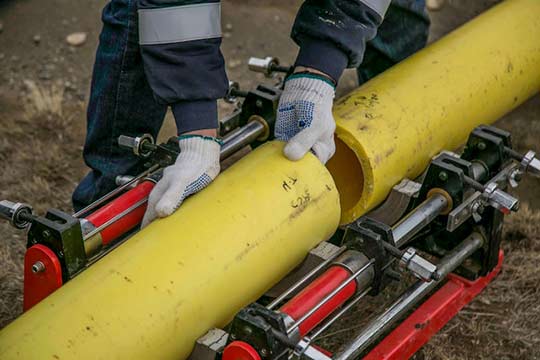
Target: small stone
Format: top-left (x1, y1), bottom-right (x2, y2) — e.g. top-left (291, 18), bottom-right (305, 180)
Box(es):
top-left (33, 34), bottom-right (41, 44)
top-left (223, 32), bottom-right (232, 39)
top-left (66, 32), bottom-right (87, 47)
top-left (227, 59), bottom-right (242, 69)
top-left (0, 53), bottom-right (4, 60)
top-left (38, 71), bottom-right (51, 80)
top-left (274, 15), bottom-right (281, 22)
top-left (225, 23), bottom-right (233, 30)
top-left (0, 22), bottom-right (3, 33)
top-left (426, 0), bottom-right (445, 11)
top-left (64, 80), bottom-right (77, 91)
top-left (61, 19), bottom-right (69, 26)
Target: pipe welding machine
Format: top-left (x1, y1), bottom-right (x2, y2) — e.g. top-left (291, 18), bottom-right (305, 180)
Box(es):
top-left (1, 51), bottom-right (540, 359)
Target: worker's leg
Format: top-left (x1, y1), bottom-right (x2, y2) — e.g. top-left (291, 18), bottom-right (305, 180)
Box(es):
top-left (357, 0), bottom-right (430, 84)
top-left (72, 0), bottom-right (167, 211)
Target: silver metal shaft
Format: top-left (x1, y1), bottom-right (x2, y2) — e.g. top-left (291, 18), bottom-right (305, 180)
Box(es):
top-left (392, 194), bottom-right (448, 248)
top-left (83, 198), bottom-right (148, 240)
top-left (267, 246), bottom-right (347, 310)
top-left (333, 232), bottom-right (484, 360)
top-left (220, 120), bottom-right (265, 160)
top-left (308, 287), bottom-right (372, 341)
top-left (287, 259), bottom-right (375, 335)
top-left (78, 121), bottom-right (267, 239)
top-left (73, 164), bottom-right (160, 218)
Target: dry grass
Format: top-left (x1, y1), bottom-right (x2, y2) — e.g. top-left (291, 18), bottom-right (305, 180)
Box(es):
top-left (23, 80), bottom-right (65, 119)
top-left (0, 81), bottom-right (85, 328)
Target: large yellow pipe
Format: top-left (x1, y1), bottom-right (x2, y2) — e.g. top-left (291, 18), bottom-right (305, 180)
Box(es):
top-left (328, 0), bottom-right (540, 224)
top-left (0, 142), bottom-right (340, 359)
top-left (1, 0), bottom-right (540, 358)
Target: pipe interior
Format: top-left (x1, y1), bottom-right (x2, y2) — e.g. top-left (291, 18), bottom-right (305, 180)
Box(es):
top-left (326, 137), bottom-right (364, 221)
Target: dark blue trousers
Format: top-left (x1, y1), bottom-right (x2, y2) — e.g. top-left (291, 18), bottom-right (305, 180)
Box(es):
top-left (72, 0), bottom-right (429, 211)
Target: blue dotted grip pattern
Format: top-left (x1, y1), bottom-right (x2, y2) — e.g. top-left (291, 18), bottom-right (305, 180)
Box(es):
top-left (275, 100), bottom-right (315, 141)
top-left (174, 173), bottom-right (214, 211)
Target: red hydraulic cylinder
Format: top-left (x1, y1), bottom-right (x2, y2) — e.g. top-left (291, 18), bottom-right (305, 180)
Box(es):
top-left (280, 265), bottom-right (357, 336)
top-left (85, 180), bottom-right (155, 245)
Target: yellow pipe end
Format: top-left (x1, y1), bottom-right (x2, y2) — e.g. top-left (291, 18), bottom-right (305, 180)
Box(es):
top-left (328, 0), bottom-right (540, 224)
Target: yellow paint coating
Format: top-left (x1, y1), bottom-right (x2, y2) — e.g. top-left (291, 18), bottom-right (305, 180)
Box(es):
top-left (1, 1), bottom-right (540, 357)
top-left (328, 0), bottom-right (540, 224)
top-left (0, 142), bottom-right (340, 359)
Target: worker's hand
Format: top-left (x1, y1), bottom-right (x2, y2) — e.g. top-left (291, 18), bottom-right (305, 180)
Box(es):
top-left (141, 134), bottom-right (221, 228)
top-left (275, 71), bottom-right (336, 164)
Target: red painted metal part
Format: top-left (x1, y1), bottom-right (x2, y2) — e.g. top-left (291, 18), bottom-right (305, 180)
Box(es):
top-left (23, 244), bottom-right (63, 311)
top-left (86, 180), bottom-right (155, 245)
top-left (223, 341), bottom-right (261, 360)
top-left (280, 266), bottom-right (357, 336)
top-left (364, 250), bottom-right (504, 360)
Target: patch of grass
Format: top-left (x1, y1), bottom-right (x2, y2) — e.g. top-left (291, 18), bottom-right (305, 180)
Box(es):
top-left (0, 82), bottom-right (86, 328)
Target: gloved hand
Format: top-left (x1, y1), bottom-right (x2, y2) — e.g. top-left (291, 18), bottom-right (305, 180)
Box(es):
top-left (141, 135), bottom-right (221, 228)
top-left (275, 73), bottom-right (336, 164)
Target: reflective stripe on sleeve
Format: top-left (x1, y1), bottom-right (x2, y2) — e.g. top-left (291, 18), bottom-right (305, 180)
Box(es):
top-left (139, 3), bottom-right (221, 45)
top-left (360, 0), bottom-right (391, 17)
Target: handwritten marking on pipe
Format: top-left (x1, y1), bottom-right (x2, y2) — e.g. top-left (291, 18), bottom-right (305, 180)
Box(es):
top-left (291, 189), bottom-right (311, 209)
top-left (282, 176), bottom-right (298, 192)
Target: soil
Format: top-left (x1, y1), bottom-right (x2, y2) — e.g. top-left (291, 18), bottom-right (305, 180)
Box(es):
top-left (0, 0), bottom-right (539, 359)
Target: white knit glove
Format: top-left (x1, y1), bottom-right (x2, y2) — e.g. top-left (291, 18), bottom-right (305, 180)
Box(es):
top-left (141, 135), bottom-right (221, 227)
top-left (275, 74), bottom-right (336, 164)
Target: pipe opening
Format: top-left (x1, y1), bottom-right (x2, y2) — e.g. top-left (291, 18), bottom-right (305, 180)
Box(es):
top-left (326, 137), bottom-right (364, 223)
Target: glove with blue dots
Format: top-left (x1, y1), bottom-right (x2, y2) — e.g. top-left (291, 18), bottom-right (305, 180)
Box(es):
top-left (275, 73), bottom-right (336, 164)
top-left (141, 135), bottom-right (221, 227)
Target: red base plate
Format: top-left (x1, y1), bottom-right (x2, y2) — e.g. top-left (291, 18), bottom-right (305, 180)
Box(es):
top-left (364, 250), bottom-right (504, 360)
top-left (23, 244), bottom-right (63, 311)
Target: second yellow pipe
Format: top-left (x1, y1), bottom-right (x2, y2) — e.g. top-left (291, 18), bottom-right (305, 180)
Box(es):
top-left (328, 0), bottom-right (540, 224)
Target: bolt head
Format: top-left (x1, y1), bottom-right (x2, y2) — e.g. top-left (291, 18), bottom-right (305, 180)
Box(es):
top-left (32, 261), bottom-right (45, 273)
top-left (477, 142), bottom-right (487, 150)
top-left (438, 171), bottom-right (448, 181)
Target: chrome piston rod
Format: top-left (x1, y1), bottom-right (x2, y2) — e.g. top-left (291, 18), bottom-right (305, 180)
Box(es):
top-left (220, 120), bottom-right (265, 160)
top-left (79, 120), bottom-right (267, 242)
top-left (75, 120), bottom-right (265, 224)
top-left (392, 193), bottom-right (449, 248)
top-left (333, 232), bottom-right (484, 360)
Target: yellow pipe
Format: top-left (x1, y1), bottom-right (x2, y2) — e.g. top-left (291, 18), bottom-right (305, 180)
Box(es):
top-left (328, 0), bottom-right (540, 224)
top-left (0, 142), bottom-right (340, 359)
top-left (1, 0), bottom-right (540, 358)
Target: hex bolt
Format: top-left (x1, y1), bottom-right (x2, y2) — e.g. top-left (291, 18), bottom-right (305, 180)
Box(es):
top-left (42, 230), bottom-right (51, 239)
top-left (477, 142), bottom-right (487, 150)
top-left (438, 171), bottom-right (448, 182)
top-left (255, 99), bottom-right (264, 108)
top-left (260, 348), bottom-right (269, 357)
top-left (32, 261), bottom-right (45, 274)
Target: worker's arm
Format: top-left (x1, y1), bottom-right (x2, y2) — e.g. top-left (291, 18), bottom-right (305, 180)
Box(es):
top-left (137, 0), bottom-right (227, 134)
top-left (137, 0), bottom-right (226, 226)
top-left (276, 0), bottom-right (390, 163)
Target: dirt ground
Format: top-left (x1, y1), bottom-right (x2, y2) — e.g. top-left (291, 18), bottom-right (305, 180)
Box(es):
top-left (0, 0), bottom-right (539, 359)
